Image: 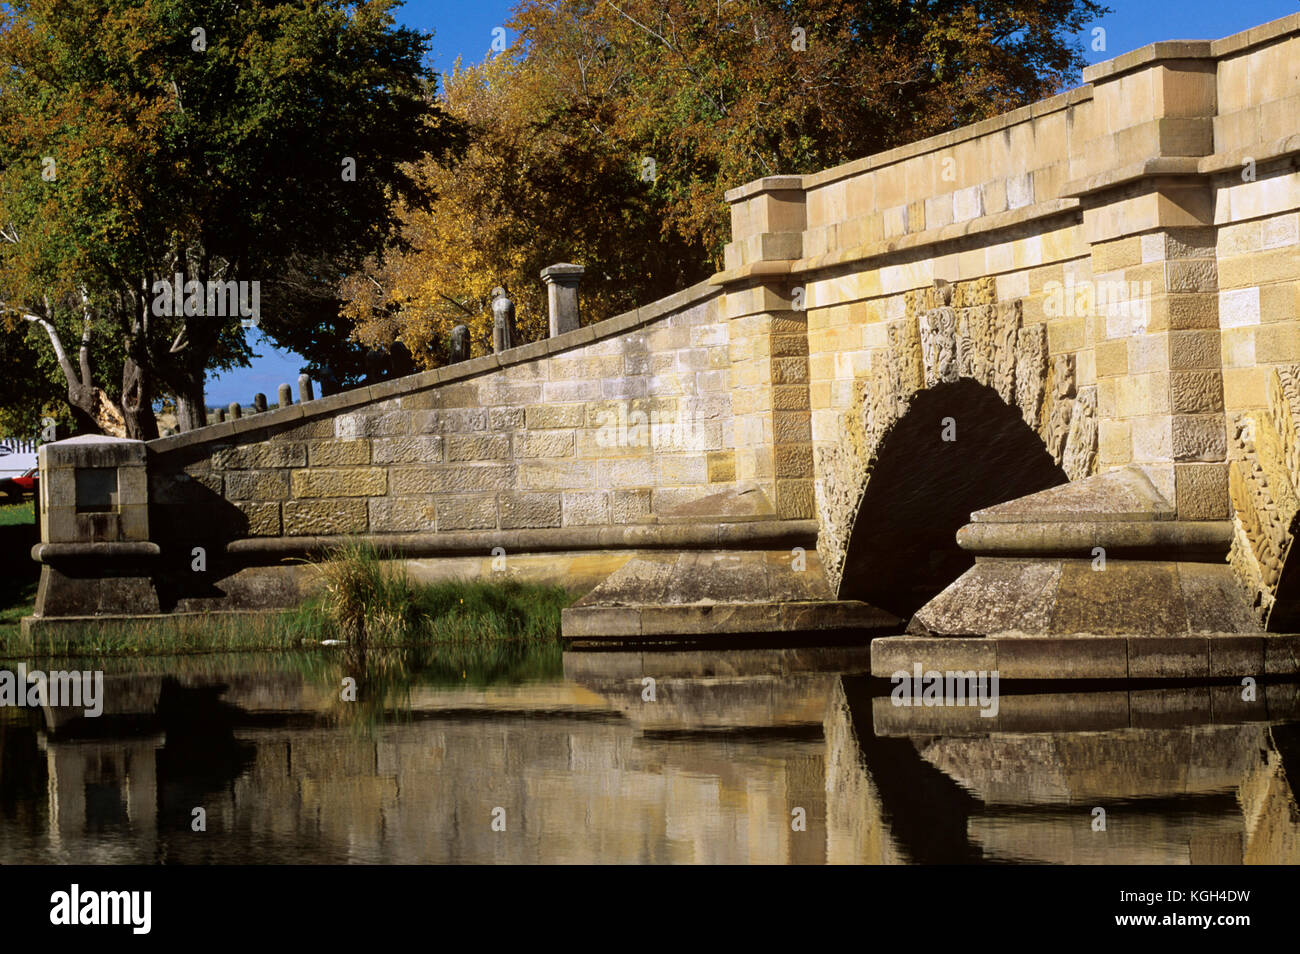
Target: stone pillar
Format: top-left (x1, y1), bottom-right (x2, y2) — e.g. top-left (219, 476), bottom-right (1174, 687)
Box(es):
top-left (252, 392), bottom-right (268, 414)
top-left (1076, 52), bottom-right (1226, 520)
top-left (228, 402), bottom-right (241, 420)
top-left (277, 383), bottom-right (293, 408)
top-left (30, 436), bottom-right (161, 622)
top-left (39, 436), bottom-right (150, 545)
top-left (720, 176), bottom-right (814, 519)
top-left (491, 287), bottom-right (516, 352)
top-left (541, 263), bottom-right (585, 336)
top-left (450, 324), bottom-right (470, 363)
top-left (298, 373), bottom-right (314, 403)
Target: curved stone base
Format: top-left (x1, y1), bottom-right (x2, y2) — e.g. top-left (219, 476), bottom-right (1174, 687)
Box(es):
top-left (560, 550), bottom-right (901, 641)
top-left (909, 558), bottom-right (1261, 637)
top-left (909, 467), bottom-right (1266, 641)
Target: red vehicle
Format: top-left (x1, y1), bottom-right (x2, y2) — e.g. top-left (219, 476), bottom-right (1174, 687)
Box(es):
top-left (0, 468), bottom-right (38, 501)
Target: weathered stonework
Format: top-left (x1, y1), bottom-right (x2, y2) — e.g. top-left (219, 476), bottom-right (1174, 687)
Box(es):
top-left (27, 14), bottom-right (1300, 646)
top-left (1227, 365), bottom-right (1300, 625)
top-left (1062, 387), bottom-right (1099, 482)
top-left (1015, 323), bottom-right (1049, 432)
top-left (812, 284), bottom-right (1100, 594)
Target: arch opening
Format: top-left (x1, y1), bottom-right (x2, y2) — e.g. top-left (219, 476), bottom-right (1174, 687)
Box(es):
top-left (838, 379), bottom-right (1067, 619)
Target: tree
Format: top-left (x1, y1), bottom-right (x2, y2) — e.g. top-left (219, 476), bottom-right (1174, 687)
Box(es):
top-left (0, 0), bottom-right (461, 437)
top-left (510, 0), bottom-right (1111, 259)
top-left (0, 320), bottom-right (81, 439)
top-left (344, 0), bottom-right (1108, 358)
top-left (343, 48), bottom-right (701, 363)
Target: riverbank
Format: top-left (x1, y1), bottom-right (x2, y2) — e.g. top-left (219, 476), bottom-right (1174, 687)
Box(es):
top-left (12, 580), bottom-right (572, 658)
top-left (4, 524), bottom-right (573, 658)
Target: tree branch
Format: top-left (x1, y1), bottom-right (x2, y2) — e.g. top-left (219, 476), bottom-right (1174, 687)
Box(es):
top-left (3, 300), bottom-right (79, 389)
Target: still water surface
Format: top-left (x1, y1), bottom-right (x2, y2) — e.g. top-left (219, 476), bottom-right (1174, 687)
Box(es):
top-left (1, 642), bottom-right (1297, 864)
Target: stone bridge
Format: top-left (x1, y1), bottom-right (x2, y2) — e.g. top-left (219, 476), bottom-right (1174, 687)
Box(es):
top-left (25, 14), bottom-right (1300, 674)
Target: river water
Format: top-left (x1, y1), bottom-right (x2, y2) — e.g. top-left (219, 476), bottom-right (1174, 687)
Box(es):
top-left (1, 643), bottom-right (1297, 864)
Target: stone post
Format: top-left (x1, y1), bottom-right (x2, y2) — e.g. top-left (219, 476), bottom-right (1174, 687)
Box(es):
top-left (491, 287), bottom-right (517, 352)
top-left (38, 436), bottom-right (150, 545)
top-left (30, 436), bottom-right (161, 623)
top-left (541, 263), bottom-right (585, 336)
top-left (213, 407), bottom-right (225, 424)
top-left (252, 393), bottom-right (267, 414)
top-left (720, 176), bottom-right (814, 520)
top-left (298, 373), bottom-right (314, 403)
top-left (228, 402), bottom-right (241, 420)
top-left (450, 324), bottom-right (470, 363)
top-left (277, 383), bottom-right (293, 408)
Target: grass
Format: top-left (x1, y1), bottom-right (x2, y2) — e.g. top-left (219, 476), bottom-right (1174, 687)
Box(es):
top-left (0, 500), bottom-right (34, 526)
top-left (5, 541), bottom-right (574, 659)
top-left (308, 541), bottom-right (572, 645)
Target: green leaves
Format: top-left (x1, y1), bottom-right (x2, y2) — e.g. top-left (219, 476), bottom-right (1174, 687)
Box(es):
top-left (0, 0), bottom-right (462, 435)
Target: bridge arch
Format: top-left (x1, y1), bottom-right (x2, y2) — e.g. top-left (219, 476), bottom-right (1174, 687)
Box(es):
top-left (815, 286), bottom-right (1101, 613)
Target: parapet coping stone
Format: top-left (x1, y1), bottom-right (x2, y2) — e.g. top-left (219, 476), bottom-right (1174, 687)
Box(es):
top-left (148, 277), bottom-right (721, 457)
top-left (1079, 12), bottom-right (1300, 84)
top-left (1208, 11), bottom-right (1300, 59)
top-left (710, 196), bottom-right (1082, 288)
top-left (1080, 40), bottom-right (1214, 84)
top-left (798, 86), bottom-right (1093, 193)
top-left (723, 175), bottom-right (807, 203)
top-left (41, 434), bottom-right (148, 466)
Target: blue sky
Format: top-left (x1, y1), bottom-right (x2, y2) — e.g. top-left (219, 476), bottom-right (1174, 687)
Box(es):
top-left (204, 0), bottom-right (1300, 406)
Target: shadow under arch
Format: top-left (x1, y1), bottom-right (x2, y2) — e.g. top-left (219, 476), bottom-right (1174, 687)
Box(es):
top-left (1267, 533), bottom-right (1300, 631)
top-left (838, 378), bottom-right (1067, 619)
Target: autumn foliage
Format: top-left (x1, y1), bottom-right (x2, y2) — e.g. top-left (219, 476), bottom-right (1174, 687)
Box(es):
top-left (346, 0), bottom-right (1107, 362)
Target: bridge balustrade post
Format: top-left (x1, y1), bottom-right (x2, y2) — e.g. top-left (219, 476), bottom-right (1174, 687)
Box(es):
top-left (541, 263), bottom-right (585, 336)
top-left (719, 176), bottom-right (815, 520)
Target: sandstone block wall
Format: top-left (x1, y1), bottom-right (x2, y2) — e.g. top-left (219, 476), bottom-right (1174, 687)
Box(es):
top-left (148, 285), bottom-right (740, 548)
top-left (716, 13), bottom-right (1300, 603)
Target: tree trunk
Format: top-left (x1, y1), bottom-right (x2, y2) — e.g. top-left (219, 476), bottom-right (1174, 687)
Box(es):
top-left (173, 385), bottom-right (207, 432)
top-left (120, 354), bottom-right (159, 441)
top-left (65, 381), bottom-right (101, 436)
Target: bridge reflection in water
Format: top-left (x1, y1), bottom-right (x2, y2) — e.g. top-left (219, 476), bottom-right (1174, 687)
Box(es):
top-left (0, 648), bottom-right (1297, 864)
